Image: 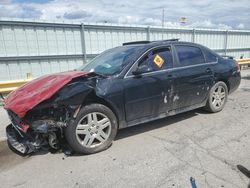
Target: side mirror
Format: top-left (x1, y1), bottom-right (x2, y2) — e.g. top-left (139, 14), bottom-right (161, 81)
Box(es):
top-left (132, 65), bottom-right (152, 76)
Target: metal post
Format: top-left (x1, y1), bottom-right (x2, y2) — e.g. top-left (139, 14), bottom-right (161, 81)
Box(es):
top-left (24, 26), bottom-right (30, 56)
top-left (35, 26), bottom-right (40, 56)
top-left (80, 23), bottom-right (87, 62)
top-left (12, 26), bottom-right (19, 56)
top-left (45, 27), bottom-right (49, 55)
top-left (192, 29), bottom-right (196, 43)
top-left (146, 26), bottom-right (150, 41)
top-left (224, 30), bottom-right (228, 55)
top-left (162, 8), bottom-right (165, 40)
top-left (0, 25), bottom-right (7, 56)
top-left (63, 28), bottom-right (68, 55)
top-left (162, 8), bottom-right (165, 28)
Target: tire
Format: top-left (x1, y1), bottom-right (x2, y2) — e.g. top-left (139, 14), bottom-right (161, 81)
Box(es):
top-left (65, 103), bottom-right (118, 154)
top-left (204, 81), bottom-right (228, 113)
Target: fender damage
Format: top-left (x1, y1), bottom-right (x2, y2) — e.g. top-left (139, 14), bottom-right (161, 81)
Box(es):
top-left (4, 71), bottom-right (103, 155)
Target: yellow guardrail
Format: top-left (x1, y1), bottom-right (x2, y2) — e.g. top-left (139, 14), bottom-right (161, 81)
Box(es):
top-left (237, 58), bottom-right (250, 69)
top-left (0, 78), bottom-right (32, 94)
top-left (0, 73), bottom-right (32, 94)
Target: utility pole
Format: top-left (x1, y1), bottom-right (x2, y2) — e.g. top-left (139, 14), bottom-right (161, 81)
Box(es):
top-left (162, 8), bottom-right (165, 28)
top-left (162, 8), bottom-right (165, 39)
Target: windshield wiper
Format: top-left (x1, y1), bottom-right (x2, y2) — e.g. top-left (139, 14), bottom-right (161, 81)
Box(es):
top-left (73, 69), bottom-right (111, 78)
top-left (88, 72), bottom-right (110, 78)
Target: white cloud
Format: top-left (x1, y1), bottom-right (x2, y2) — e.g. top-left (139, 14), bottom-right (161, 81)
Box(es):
top-left (217, 24), bottom-right (233, 30)
top-left (63, 10), bottom-right (92, 19)
top-left (0, 0), bottom-right (249, 29)
top-left (237, 23), bottom-right (245, 29)
top-left (0, 0), bottom-right (11, 5)
top-left (191, 20), bottom-right (216, 28)
top-left (189, 20), bottom-right (232, 30)
top-left (0, 4), bottom-right (42, 18)
top-left (118, 16), bottom-right (140, 25)
top-left (143, 18), bottom-right (162, 26)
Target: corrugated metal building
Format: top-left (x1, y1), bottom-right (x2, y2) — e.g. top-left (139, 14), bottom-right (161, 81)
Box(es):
top-left (0, 19), bottom-right (250, 81)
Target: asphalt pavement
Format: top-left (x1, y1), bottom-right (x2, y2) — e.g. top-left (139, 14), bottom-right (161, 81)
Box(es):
top-left (0, 106), bottom-right (9, 141)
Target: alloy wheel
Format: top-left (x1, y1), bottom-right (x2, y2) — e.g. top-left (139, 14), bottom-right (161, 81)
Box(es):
top-left (75, 112), bottom-right (111, 148)
top-left (211, 85), bottom-right (226, 109)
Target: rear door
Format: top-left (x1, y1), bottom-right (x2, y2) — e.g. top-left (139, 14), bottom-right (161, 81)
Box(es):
top-left (123, 46), bottom-right (173, 122)
top-left (170, 44), bottom-right (214, 110)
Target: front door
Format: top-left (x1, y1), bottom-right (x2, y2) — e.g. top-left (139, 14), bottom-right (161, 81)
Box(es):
top-left (123, 46), bottom-right (174, 122)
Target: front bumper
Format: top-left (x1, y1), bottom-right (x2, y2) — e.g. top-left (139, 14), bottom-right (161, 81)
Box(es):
top-left (6, 124), bottom-right (38, 154)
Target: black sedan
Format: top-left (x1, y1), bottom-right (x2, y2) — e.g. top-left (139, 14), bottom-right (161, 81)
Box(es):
top-left (4, 39), bottom-right (241, 155)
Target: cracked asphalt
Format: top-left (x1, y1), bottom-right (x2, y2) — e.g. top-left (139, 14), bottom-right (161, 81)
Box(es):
top-left (0, 70), bottom-right (250, 188)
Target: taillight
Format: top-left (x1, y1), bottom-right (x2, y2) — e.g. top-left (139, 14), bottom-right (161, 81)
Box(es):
top-left (236, 62), bottom-right (241, 73)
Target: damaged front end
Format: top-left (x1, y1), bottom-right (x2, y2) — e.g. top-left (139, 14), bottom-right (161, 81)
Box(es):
top-left (4, 71), bottom-right (99, 155)
top-left (6, 104), bottom-right (78, 155)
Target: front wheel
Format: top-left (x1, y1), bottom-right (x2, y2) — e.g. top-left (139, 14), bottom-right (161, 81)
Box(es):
top-left (65, 103), bottom-right (118, 154)
top-left (204, 81), bottom-right (228, 113)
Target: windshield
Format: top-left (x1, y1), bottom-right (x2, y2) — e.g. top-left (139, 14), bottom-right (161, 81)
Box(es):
top-left (79, 46), bottom-right (143, 75)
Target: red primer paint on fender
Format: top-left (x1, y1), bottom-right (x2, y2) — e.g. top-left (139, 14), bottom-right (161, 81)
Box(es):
top-left (4, 71), bottom-right (88, 118)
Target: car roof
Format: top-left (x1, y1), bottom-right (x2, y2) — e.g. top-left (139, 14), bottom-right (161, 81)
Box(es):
top-left (122, 39), bottom-right (202, 50)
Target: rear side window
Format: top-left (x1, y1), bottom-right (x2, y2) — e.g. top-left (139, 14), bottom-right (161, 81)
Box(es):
top-left (175, 45), bottom-right (205, 67)
top-left (138, 47), bottom-right (173, 71)
top-left (203, 48), bottom-right (217, 62)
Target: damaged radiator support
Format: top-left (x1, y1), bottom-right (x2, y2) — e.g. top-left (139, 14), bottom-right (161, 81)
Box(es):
top-left (6, 108), bottom-right (72, 154)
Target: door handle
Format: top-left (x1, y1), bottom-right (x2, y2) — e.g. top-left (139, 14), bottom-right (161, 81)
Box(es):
top-left (167, 74), bottom-right (173, 78)
top-left (206, 68), bottom-right (212, 74)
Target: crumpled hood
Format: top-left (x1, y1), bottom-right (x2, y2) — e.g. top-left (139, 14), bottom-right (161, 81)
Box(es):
top-left (4, 71), bottom-right (89, 118)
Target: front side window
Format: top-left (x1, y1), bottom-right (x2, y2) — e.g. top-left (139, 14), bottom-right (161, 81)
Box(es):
top-left (138, 47), bottom-right (173, 71)
top-left (175, 45), bottom-right (205, 67)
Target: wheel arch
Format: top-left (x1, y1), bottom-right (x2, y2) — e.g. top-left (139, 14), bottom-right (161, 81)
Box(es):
top-left (82, 91), bottom-right (120, 125)
top-left (216, 79), bottom-right (230, 93)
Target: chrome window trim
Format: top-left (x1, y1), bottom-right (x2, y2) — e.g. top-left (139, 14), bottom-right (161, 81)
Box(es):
top-left (124, 61), bottom-right (217, 78)
top-left (174, 44), bottom-right (206, 66)
top-left (124, 45), bottom-right (218, 79)
top-left (124, 45), bottom-right (174, 78)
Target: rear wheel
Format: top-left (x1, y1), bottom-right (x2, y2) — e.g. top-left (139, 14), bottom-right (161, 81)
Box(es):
top-left (204, 81), bottom-right (228, 113)
top-left (65, 104), bottom-right (118, 154)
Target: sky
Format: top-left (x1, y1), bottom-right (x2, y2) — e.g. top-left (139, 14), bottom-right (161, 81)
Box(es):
top-left (0, 0), bottom-right (249, 30)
